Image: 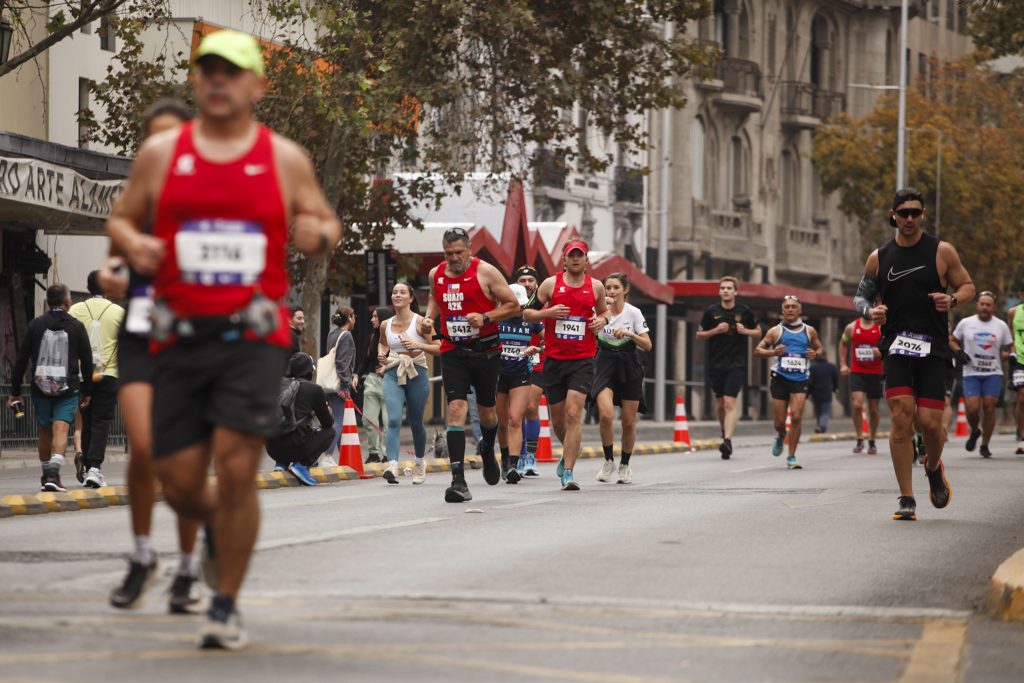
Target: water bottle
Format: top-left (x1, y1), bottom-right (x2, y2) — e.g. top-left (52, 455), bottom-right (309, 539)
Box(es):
top-left (10, 399), bottom-right (25, 419)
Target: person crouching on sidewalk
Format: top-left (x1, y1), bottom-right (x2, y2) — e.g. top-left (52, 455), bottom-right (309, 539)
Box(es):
top-left (267, 353), bottom-right (336, 486)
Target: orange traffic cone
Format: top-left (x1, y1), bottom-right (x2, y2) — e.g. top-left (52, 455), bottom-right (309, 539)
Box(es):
top-left (861, 405), bottom-right (869, 435)
top-left (339, 399), bottom-right (371, 479)
top-left (783, 406), bottom-right (793, 445)
top-left (535, 395), bottom-right (554, 462)
top-left (955, 397), bottom-right (968, 437)
top-left (673, 395), bottom-right (692, 447)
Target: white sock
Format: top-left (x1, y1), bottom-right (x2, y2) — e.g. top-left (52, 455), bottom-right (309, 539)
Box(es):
top-left (49, 453), bottom-right (65, 468)
top-left (134, 535), bottom-right (154, 565)
top-left (178, 552), bottom-right (198, 577)
top-left (415, 457), bottom-right (425, 465)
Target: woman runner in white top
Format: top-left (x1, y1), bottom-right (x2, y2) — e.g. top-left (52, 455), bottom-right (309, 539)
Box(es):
top-left (377, 282), bottom-right (439, 484)
top-left (592, 273), bottom-right (651, 484)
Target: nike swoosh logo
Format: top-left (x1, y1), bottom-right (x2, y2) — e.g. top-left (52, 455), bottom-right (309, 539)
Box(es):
top-left (243, 164), bottom-right (267, 176)
top-left (887, 265), bottom-right (926, 282)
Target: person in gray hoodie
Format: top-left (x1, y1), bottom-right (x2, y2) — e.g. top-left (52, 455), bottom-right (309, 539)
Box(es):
top-left (267, 352), bottom-right (335, 485)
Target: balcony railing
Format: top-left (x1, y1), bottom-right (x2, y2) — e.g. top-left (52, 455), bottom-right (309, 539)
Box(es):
top-left (716, 57), bottom-right (762, 99)
top-left (780, 81), bottom-right (846, 121)
top-left (614, 166), bottom-right (644, 204)
top-left (775, 223), bottom-right (830, 275)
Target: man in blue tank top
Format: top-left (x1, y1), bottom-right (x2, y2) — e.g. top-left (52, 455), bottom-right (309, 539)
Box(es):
top-left (854, 188), bottom-right (974, 522)
top-left (755, 296), bottom-right (823, 469)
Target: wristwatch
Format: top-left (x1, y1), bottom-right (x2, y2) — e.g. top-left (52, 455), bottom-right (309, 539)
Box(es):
top-left (482, 314), bottom-right (491, 325)
top-left (949, 295), bottom-right (958, 308)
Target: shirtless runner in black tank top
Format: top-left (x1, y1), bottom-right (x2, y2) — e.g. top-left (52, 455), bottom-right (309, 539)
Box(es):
top-left (855, 188), bottom-right (974, 522)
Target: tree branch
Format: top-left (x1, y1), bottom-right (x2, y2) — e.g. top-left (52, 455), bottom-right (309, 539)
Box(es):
top-left (0, 0), bottom-right (132, 78)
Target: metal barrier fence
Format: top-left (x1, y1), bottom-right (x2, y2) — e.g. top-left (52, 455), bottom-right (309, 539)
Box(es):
top-left (0, 384), bottom-right (128, 454)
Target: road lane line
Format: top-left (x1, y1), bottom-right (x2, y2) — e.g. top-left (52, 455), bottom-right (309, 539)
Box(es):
top-left (253, 516), bottom-right (450, 552)
top-left (897, 618), bottom-right (967, 683)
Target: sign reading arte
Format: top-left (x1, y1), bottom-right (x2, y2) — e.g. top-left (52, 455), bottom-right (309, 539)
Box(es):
top-left (0, 155), bottom-right (123, 220)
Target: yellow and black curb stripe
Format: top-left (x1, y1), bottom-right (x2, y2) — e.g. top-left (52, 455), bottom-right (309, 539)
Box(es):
top-left (1, 431), bottom-right (879, 518)
top-left (987, 547), bottom-right (1024, 622)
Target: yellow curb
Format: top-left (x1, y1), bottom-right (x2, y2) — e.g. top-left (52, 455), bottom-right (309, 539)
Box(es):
top-left (309, 466), bottom-right (341, 484)
top-left (0, 494), bottom-right (47, 515)
top-left (66, 488), bottom-right (109, 509)
top-left (36, 492), bottom-right (80, 512)
top-left (465, 455), bottom-right (483, 469)
top-left (96, 485), bottom-right (129, 505)
top-left (986, 547), bottom-right (1024, 621)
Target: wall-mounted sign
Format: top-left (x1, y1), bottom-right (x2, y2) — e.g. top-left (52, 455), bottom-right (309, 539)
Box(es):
top-left (0, 155), bottom-right (123, 220)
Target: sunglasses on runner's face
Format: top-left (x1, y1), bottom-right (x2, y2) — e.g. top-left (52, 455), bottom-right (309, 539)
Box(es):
top-left (895, 208), bottom-right (923, 218)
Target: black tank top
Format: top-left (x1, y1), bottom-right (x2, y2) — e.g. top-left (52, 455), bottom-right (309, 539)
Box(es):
top-left (875, 233), bottom-right (949, 359)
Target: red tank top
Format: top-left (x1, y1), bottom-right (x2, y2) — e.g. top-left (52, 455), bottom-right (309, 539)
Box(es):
top-left (544, 272), bottom-right (597, 360)
top-left (433, 257), bottom-right (500, 353)
top-left (850, 318), bottom-right (883, 375)
top-left (152, 122), bottom-right (290, 348)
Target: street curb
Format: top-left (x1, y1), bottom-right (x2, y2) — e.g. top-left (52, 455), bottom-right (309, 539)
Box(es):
top-left (986, 548), bottom-right (1024, 622)
top-left (0, 432), bottom-right (876, 518)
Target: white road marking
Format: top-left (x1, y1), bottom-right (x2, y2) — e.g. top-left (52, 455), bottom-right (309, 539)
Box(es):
top-left (255, 517), bottom-right (450, 552)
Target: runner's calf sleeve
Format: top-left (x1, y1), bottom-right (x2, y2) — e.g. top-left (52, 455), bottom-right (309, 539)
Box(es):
top-left (480, 422), bottom-right (498, 459)
top-left (602, 444), bottom-right (614, 462)
top-left (500, 446), bottom-right (510, 471)
top-left (523, 419), bottom-right (540, 452)
top-left (447, 427), bottom-right (466, 477)
top-left (853, 275), bottom-right (878, 317)
top-left (620, 451), bottom-right (632, 466)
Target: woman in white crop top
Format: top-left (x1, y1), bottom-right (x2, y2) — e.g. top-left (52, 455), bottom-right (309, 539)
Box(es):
top-left (377, 282), bottom-right (439, 484)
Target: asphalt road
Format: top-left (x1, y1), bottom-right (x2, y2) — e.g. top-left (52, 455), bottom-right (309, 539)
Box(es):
top-left (1, 433), bottom-right (1023, 682)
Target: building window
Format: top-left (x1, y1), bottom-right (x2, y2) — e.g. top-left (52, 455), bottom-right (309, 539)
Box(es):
top-left (80, 0), bottom-right (92, 34)
top-left (918, 52), bottom-right (928, 85)
top-left (957, 4), bottom-right (967, 35)
top-left (781, 149), bottom-right (798, 225)
top-left (99, 14), bottom-right (115, 52)
top-left (729, 134), bottom-right (750, 204)
top-left (78, 78), bottom-right (91, 149)
top-left (767, 15), bottom-right (777, 78)
top-left (930, 0), bottom-right (940, 20)
top-left (946, 0), bottom-right (954, 31)
top-left (714, 0), bottom-right (726, 51)
top-left (691, 118), bottom-right (705, 201)
top-left (885, 30), bottom-right (894, 85)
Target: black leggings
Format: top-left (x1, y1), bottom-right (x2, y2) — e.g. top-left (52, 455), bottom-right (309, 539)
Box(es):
top-left (266, 427), bottom-right (337, 468)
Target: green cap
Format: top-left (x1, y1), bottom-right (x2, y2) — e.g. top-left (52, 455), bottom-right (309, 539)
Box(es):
top-left (195, 29), bottom-right (264, 76)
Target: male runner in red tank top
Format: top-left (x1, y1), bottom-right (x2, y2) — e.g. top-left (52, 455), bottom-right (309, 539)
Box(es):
top-left (838, 314), bottom-right (883, 454)
top-left (419, 228), bottom-right (520, 503)
top-left (106, 30), bottom-right (341, 649)
top-left (524, 240), bottom-right (608, 490)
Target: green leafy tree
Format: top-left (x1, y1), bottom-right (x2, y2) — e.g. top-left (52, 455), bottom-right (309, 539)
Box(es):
top-left (87, 0), bottom-right (716, 349)
top-left (813, 59), bottom-right (1024, 297)
top-left (0, 1), bottom-right (168, 79)
top-left (965, 0), bottom-right (1024, 58)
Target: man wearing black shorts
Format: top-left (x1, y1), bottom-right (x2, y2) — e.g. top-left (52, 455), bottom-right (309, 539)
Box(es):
top-left (419, 227), bottom-right (520, 503)
top-left (838, 313), bottom-right (884, 454)
top-left (696, 276), bottom-right (760, 459)
top-left (857, 187), bottom-right (974, 521)
top-left (107, 31), bottom-right (341, 648)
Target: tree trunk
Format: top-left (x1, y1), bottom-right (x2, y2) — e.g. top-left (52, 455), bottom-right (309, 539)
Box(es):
top-left (299, 255), bottom-right (327, 357)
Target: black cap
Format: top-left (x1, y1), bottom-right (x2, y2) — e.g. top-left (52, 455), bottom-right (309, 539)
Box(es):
top-left (890, 187), bottom-right (925, 227)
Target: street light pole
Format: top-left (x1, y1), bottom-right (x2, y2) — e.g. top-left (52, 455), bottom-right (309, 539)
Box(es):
top-left (896, 0), bottom-right (909, 190)
top-left (654, 20), bottom-right (673, 423)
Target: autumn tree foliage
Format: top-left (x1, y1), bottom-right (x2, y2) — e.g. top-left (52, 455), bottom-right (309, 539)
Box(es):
top-left (84, 1), bottom-right (715, 347)
top-left (812, 59), bottom-right (1024, 296)
top-left (965, 0), bottom-right (1024, 58)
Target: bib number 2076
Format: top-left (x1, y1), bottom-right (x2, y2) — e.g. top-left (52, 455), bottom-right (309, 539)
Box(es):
top-left (890, 333), bottom-right (931, 358)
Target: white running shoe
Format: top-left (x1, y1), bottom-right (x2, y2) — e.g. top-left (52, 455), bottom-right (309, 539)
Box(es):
top-left (198, 609), bottom-right (248, 650)
top-left (383, 459), bottom-right (400, 484)
top-left (319, 455), bottom-right (339, 468)
top-left (83, 467), bottom-right (106, 488)
top-left (616, 464), bottom-right (632, 484)
top-left (596, 460), bottom-right (616, 482)
top-left (411, 460), bottom-right (426, 485)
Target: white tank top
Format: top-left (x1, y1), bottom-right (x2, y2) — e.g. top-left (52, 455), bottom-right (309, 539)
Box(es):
top-left (385, 314), bottom-right (427, 353)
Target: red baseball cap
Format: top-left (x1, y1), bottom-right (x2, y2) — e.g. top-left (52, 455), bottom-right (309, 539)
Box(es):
top-left (563, 239), bottom-right (589, 256)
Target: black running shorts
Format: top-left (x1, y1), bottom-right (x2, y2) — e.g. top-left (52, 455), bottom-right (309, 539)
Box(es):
top-left (440, 349), bottom-right (500, 407)
top-left (117, 331), bottom-right (154, 385)
top-left (1010, 359), bottom-right (1024, 391)
top-left (707, 366), bottom-right (745, 398)
top-left (848, 372), bottom-right (884, 400)
top-left (152, 339), bottom-right (289, 458)
top-left (542, 357), bottom-right (595, 405)
top-left (770, 373), bottom-right (809, 401)
top-left (497, 372), bottom-right (531, 395)
top-left (883, 354), bottom-right (949, 410)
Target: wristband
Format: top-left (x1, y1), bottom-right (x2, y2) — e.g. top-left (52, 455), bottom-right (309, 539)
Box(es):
top-left (949, 295), bottom-right (957, 308)
top-left (482, 314), bottom-right (491, 325)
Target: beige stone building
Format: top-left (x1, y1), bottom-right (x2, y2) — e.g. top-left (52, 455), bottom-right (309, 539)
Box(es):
top-left (643, 0), bottom-right (973, 419)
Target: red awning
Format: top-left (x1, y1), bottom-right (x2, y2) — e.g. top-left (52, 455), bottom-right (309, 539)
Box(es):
top-left (670, 281), bottom-right (856, 317)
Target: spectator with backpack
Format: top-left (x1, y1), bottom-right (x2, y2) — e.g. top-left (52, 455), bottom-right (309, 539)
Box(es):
top-left (317, 306), bottom-right (356, 466)
top-left (68, 270), bottom-right (125, 488)
top-left (266, 352), bottom-right (336, 486)
top-left (8, 283), bottom-right (94, 492)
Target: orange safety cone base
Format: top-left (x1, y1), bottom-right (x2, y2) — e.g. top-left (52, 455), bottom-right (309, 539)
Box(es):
top-left (954, 398), bottom-right (968, 438)
top-left (536, 395), bottom-right (555, 462)
top-left (338, 399), bottom-right (370, 478)
top-left (673, 395), bottom-right (692, 446)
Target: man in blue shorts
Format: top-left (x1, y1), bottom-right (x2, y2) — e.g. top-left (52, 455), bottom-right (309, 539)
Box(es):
top-left (950, 291), bottom-right (1012, 458)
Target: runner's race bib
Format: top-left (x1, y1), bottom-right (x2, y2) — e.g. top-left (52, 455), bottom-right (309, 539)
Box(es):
top-left (555, 316), bottom-right (586, 341)
top-left (779, 355), bottom-right (808, 373)
top-left (447, 316), bottom-right (479, 342)
top-left (175, 219), bottom-right (267, 286)
top-left (501, 342), bottom-right (527, 361)
top-left (890, 332), bottom-right (931, 358)
top-left (124, 285), bottom-right (154, 336)
top-left (972, 355), bottom-right (999, 373)
top-left (855, 345), bottom-right (876, 362)
top-left (1013, 369), bottom-right (1024, 389)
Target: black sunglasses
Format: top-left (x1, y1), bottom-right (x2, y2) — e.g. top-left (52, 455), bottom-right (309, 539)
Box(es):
top-left (783, 295), bottom-right (800, 303)
top-left (444, 227), bottom-right (469, 239)
top-left (895, 208), bottom-right (923, 219)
